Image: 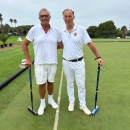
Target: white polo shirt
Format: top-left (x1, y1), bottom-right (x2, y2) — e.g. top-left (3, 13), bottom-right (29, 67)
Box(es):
top-left (26, 24), bottom-right (61, 65)
top-left (60, 24), bottom-right (92, 60)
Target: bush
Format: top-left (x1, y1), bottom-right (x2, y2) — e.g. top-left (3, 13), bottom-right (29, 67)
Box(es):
top-left (0, 33), bottom-right (11, 44)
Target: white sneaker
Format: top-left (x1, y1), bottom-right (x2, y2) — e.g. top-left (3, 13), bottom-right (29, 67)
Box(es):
top-left (38, 103), bottom-right (46, 115)
top-left (79, 105), bottom-right (91, 115)
top-left (68, 102), bottom-right (75, 111)
top-left (48, 98), bottom-right (58, 109)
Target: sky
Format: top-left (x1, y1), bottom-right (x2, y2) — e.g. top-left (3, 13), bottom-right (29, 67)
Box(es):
top-left (0, 0), bottom-right (130, 30)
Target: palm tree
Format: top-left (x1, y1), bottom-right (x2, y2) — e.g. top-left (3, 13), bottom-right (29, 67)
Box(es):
top-left (121, 26), bottom-right (127, 38)
top-left (14, 19), bottom-right (17, 27)
top-left (9, 19), bottom-right (13, 28)
top-left (9, 19), bottom-right (13, 34)
top-left (0, 13), bottom-right (3, 33)
top-left (0, 33), bottom-right (11, 48)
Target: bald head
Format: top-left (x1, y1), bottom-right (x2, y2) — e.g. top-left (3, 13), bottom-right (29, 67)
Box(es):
top-left (62, 9), bottom-right (74, 16)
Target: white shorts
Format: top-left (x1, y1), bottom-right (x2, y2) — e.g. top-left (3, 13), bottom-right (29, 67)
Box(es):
top-left (34, 64), bottom-right (57, 85)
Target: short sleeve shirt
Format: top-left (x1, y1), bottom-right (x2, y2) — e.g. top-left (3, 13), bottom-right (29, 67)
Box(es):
top-left (60, 24), bottom-right (92, 60)
top-left (26, 24), bottom-right (61, 64)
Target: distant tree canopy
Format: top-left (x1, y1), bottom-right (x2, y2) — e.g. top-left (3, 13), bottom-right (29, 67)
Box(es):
top-left (0, 13), bottom-right (130, 38)
top-left (87, 20), bottom-right (119, 38)
top-left (1, 24), bottom-right (33, 36)
top-left (97, 20), bottom-right (117, 38)
top-left (14, 25), bottom-right (34, 35)
top-left (0, 13), bottom-right (34, 35)
top-left (87, 26), bottom-right (98, 38)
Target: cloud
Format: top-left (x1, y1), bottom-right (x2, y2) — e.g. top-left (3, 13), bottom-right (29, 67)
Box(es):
top-left (0, 0), bottom-right (130, 29)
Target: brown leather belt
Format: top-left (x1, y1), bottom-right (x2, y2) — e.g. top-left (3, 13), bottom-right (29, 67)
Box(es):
top-left (63, 57), bottom-right (83, 62)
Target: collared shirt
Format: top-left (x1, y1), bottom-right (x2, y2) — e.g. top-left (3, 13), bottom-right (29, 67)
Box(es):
top-left (26, 24), bottom-right (61, 64)
top-left (60, 24), bottom-right (92, 60)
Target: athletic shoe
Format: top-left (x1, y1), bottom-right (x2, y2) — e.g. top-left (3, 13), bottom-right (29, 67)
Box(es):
top-left (38, 103), bottom-right (46, 115)
top-left (48, 98), bottom-right (58, 109)
top-left (68, 102), bottom-right (75, 111)
top-left (79, 105), bottom-right (91, 115)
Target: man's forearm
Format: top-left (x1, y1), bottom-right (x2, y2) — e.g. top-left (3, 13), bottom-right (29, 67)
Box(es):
top-left (22, 39), bottom-right (31, 60)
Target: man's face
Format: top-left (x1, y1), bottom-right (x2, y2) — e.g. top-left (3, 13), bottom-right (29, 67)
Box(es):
top-left (39, 11), bottom-right (50, 25)
top-left (63, 10), bottom-right (74, 26)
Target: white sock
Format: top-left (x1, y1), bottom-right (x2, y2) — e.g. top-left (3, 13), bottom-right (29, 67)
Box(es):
top-left (40, 98), bottom-right (45, 105)
top-left (48, 95), bottom-right (53, 100)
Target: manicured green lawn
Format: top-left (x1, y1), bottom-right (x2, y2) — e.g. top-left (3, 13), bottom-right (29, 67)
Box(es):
top-left (0, 35), bottom-right (25, 45)
top-left (0, 38), bottom-right (130, 130)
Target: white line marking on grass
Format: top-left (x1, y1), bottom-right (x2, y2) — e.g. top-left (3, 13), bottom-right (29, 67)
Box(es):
top-left (53, 68), bottom-right (63, 130)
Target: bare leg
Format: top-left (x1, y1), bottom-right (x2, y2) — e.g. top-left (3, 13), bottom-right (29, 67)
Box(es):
top-left (47, 81), bottom-right (54, 95)
top-left (47, 81), bottom-right (58, 109)
top-left (39, 83), bottom-right (46, 99)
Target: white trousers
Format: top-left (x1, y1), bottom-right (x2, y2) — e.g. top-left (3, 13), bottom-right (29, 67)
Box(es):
top-left (63, 59), bottom-right (86, 106)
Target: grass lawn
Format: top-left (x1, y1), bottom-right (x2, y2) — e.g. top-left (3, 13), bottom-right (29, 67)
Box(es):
top-left (0, 35), bottom-right (25, 45)
top-left (0, 37), bottom-right (130, 130)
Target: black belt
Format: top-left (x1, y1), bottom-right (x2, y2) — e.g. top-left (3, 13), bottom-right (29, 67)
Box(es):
top-left (63, 57), bottom-right (83, 62)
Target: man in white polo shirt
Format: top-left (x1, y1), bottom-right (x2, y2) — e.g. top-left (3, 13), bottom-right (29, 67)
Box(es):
top-left (22, 8), bottom-right (62, 115)
top-left (60, 9), bottom-right (103, 115)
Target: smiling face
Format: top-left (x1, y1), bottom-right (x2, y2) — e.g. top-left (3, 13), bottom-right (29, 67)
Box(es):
top-left (63, 9), bottom-right (75, 27)
top-left (39, 10), bottom-right (51, 27)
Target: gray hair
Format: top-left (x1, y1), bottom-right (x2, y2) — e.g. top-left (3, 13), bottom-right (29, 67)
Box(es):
top-left (39, 8), bottom-right (50, 16)
top-left (62, 9), bottom-right (74, 15)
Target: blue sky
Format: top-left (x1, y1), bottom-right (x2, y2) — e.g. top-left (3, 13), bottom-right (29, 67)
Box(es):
top-left (0, 0), bottom-right (130, 29)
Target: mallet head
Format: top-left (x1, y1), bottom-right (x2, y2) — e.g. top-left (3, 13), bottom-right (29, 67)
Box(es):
top-left (91, 106), bottom-right (99, 115)
top-left (28, 106), bottom-right (38, 115)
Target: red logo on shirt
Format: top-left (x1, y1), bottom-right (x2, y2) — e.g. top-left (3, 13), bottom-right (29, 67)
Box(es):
top-left (74, 32), bottom-right (77, 36)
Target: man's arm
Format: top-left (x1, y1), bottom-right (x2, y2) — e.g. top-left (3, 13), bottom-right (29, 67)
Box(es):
top-left (87, 42), bottom-right (103, 66)
top-left (22, 39), bottom-right (32, 67)
top-left (57, 41), bottom-right (63, 49)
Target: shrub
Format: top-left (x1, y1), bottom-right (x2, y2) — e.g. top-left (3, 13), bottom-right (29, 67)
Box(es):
top-left (0, 33), bottom-right (11, 44)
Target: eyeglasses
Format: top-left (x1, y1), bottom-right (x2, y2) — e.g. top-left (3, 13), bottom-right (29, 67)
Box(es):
top-left (39, 15), bottom-right (50, 18)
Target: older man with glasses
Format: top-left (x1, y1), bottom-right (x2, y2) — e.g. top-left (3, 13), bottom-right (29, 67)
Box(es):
top-left (22, 8), bottom-right (62, 115)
